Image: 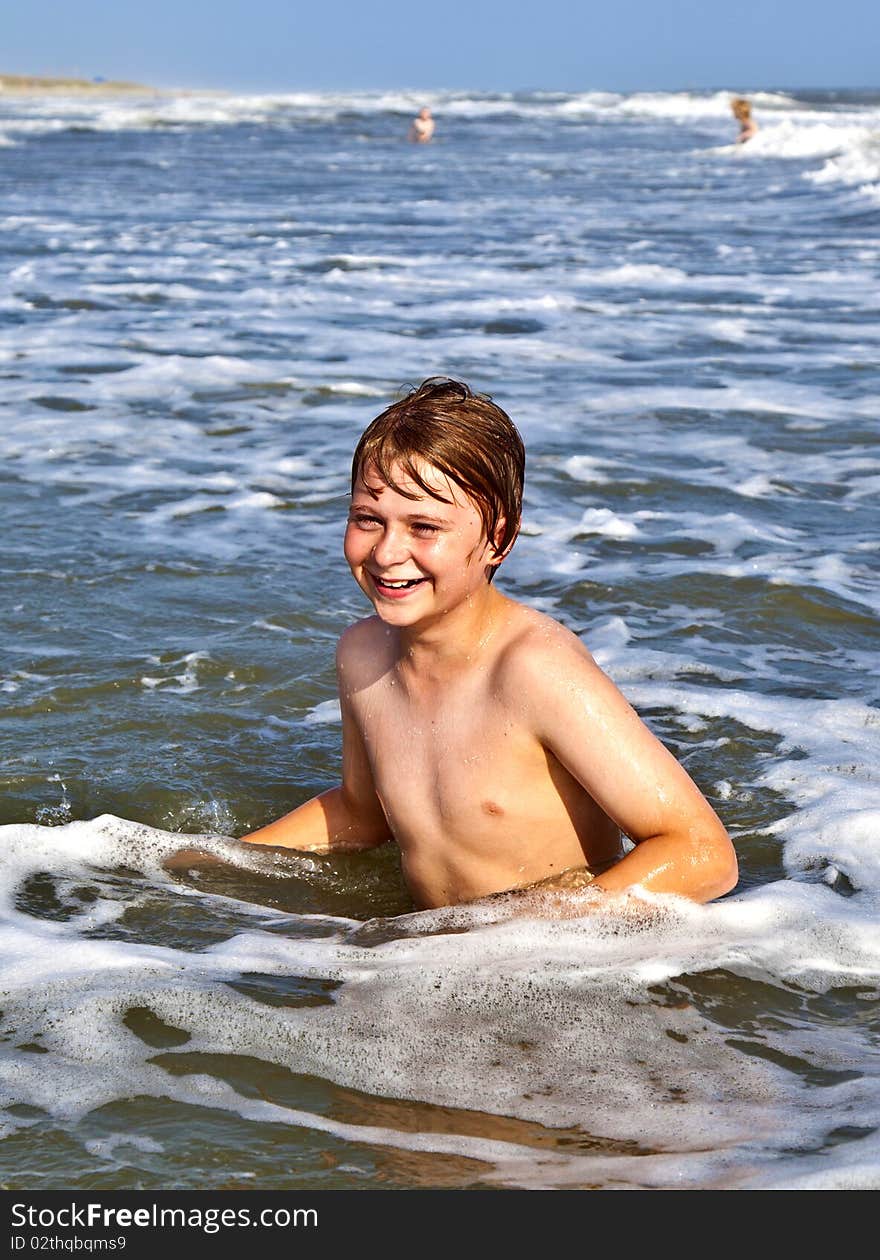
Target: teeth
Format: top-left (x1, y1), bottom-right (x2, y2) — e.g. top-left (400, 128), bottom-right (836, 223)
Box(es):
top-left (379, 578), bottom-right (421, 588)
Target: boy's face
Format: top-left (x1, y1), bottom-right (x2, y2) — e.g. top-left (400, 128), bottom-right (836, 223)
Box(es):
top-left (345, 459), bottom-right (498, 627)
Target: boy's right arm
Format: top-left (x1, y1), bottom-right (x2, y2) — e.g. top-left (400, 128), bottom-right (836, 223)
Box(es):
top-left (236, 785), bottom-right (389, 853)
top-left (163, 779), bottom-right (386, 872)
top-left (239, 683), bottom-right (393, 855)
top-left (166, 643), bottom-right (393, 869)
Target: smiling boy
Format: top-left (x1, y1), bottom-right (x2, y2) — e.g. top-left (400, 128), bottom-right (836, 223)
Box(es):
top-left (236, 378), bottom-right (738, 910)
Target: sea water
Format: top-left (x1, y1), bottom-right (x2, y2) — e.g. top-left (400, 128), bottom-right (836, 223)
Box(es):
top-left (0, 85), bottom-right (878, 1190)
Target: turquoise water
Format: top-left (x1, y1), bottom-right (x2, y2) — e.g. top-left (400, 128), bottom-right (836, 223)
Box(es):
top-left (1, 85), bottom-right (879, 1190)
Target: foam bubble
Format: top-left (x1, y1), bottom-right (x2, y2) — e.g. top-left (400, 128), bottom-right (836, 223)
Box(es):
top-left (0, 812), bottom-right (878, 1186)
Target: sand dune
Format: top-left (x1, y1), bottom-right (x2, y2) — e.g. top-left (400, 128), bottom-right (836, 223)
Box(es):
top-left (0, 72), bottom-right (157, 95)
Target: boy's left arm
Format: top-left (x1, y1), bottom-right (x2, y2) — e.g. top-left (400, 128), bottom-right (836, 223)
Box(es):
top-left (520, 634), bottom-right (738, 903)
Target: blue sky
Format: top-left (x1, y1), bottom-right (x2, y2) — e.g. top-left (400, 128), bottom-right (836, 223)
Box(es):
top-left (5, 0), bottom-right (878, 93)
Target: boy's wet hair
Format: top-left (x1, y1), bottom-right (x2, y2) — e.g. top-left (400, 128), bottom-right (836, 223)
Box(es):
top-left (351, 377), bottom-right (525, 581)
top-left (731, 96), bottom-right (752, 119)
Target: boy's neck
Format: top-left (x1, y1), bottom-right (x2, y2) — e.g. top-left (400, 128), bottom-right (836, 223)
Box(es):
top-left (396, 584), bottom-right (510, 678)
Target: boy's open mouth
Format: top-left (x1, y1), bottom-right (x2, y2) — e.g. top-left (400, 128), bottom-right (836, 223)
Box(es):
top-left (371, 574), bottom-right (428, 596)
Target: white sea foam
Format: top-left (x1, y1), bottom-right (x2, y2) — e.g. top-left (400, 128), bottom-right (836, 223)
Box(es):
top-left (302, 699), bottom-right (343, 725)
top-left (736, 120), bottom-right (873, 160)
top-left (615, 90), bottom-right (800, 121)
top-left (0, 813), bottom-right (878, 1187)
top-left (84, 1133), bottom-right (165, 1161)
top-left (806, 138), bottom-right (880, 191)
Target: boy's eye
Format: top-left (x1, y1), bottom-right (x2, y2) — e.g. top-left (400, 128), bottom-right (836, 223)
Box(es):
top-left (351, 514), bottom-right (381, 528)
top-left (411, 522), bottom-right (440, 535)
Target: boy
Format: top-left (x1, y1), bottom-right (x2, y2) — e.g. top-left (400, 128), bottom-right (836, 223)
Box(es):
top-left (408, 106), bottom-right (435, 143)
top-left (230, 378), bottom-right (738, 910)
top-left (731, 97), bottom-right (758, 144)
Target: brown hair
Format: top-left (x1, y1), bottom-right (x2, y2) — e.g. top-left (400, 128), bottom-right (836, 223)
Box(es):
top-left (351, 377), bottom-right (525, 580)
top-left (731, 96), bottom-right (752, 120)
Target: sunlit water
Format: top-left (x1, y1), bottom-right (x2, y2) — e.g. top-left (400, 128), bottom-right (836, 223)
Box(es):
top-left (1, 85), bottom-right (879, 1190)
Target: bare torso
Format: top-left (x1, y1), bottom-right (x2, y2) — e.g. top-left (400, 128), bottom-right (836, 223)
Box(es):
top-left (737, 120), bottom-right (758, 143)
top-left (409, 112), bottom-right (434, 143)
top-left (340, 606), bottom-right (623, 908)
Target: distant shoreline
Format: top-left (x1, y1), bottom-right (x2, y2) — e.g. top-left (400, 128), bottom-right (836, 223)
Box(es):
top-left (0, 73), bottom-right (161, 96)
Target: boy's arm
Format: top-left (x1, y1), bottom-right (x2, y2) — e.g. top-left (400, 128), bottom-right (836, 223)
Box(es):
top-left (165, 655), bottom-right (392, 872)
top-left (518, 631), bottom-right (738, 903)
top-left (240, 684), bottom-right (392, 855)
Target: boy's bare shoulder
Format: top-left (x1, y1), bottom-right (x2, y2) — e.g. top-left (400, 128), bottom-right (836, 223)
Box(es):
top-left (493, 606), bottom-right (639, 749)
top-left (494, 605), bottom-right (605, 698)
top-left (500, 604), bottom-right (594, 660)
top-left (336, 616), bottom-right (397, 690)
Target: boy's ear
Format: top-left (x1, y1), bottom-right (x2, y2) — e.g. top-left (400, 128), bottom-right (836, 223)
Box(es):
top-left (487, 516), bottom-right (520, 567)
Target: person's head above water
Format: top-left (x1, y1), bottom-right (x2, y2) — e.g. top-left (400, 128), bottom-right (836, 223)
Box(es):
top-left (731, 96), bottom-right (752, 121)
top-left (350, 377), bottom-right (525, 581)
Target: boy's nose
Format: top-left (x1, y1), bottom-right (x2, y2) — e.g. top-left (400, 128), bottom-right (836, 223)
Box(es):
top-left (371, 526), bottom-right (410, 568)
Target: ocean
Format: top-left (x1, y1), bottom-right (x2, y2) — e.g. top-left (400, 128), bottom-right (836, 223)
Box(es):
top-left (0, 84), bottom-right (878, 1191)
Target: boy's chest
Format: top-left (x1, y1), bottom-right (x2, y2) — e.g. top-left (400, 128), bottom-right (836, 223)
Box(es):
top-left (354, 678), bottom-right (543, 817)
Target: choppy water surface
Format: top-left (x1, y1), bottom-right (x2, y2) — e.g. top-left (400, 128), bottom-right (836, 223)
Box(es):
top-left (1, 85), bottom-right (879, 1190)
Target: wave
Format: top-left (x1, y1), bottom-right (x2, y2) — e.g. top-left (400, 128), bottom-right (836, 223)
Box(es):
top-left (1, 813), bottom-right (879, 1187)
top-left (806, 132), bottom-right (880, 192)
top-left (703, 114), bottom-right (880, 201)
top-left (726, 118), bottom-right (877, 160)
top-left (613, 88), bottom-right (801, 120)
top-left (2, 86), bottom-right (879, 136)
